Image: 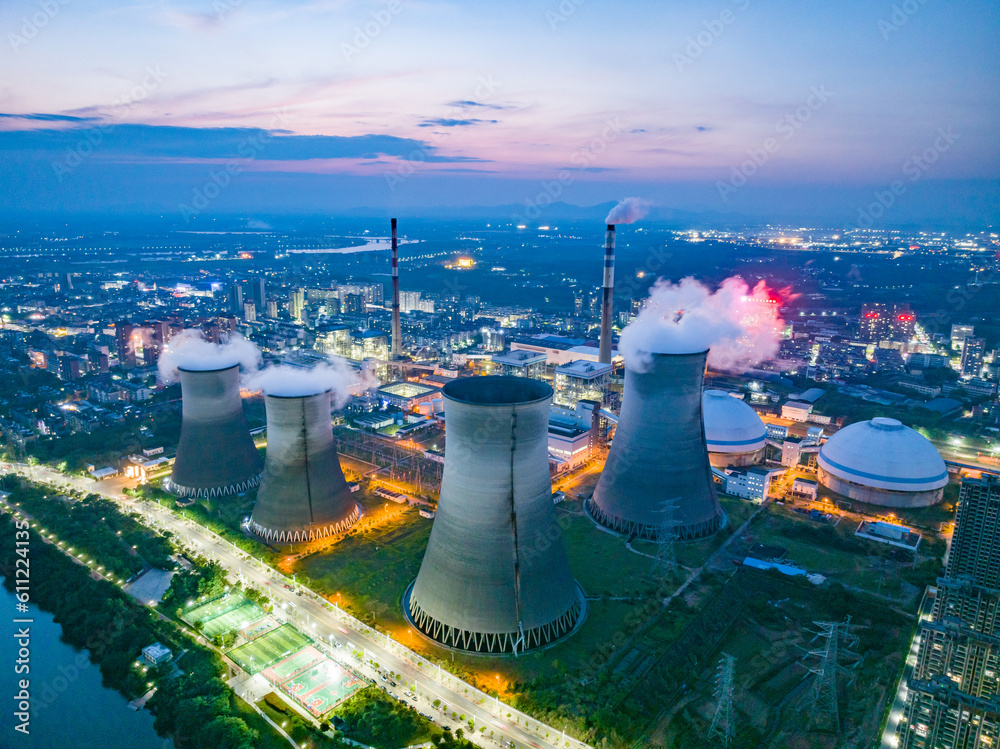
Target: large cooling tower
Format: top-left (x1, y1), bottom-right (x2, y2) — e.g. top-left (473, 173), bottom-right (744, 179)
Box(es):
top-left (249, 391), bottom-right (359, 544)
top-left (406, 377), bottom-right (584, 654)
top-left (589, 351), bottom-right (724, 541)
top-left (166, 365), bottom-right (263, 498)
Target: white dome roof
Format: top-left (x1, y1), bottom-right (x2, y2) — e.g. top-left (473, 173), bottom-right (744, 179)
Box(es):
top-left (702, 390), bottom-right (766, 454)
top-left (817, 417), bottom-right (948, 492)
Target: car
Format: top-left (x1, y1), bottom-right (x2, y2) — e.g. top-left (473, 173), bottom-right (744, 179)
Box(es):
top-left (442, 726), bottom-right (452, 731)
top-left (389, 681), bottom-right (397, 687)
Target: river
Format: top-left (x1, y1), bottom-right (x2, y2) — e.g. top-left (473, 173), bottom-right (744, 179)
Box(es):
top-left (0, 580), bottom-right (169, 748)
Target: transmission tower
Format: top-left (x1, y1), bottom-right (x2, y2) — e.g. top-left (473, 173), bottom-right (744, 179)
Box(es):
top-left (801, 617), bottom-right (859, 731)
top-left (707, 652), bottom-right (737, 746)
top-left (652, 497), bottom-right (681, 577)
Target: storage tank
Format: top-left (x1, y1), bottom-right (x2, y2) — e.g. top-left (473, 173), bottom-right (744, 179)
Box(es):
top-left (166, 364), bottom-right (263, 498)
top-left (702, 389), bottom-right (767, 467)
top-left (249, 390), bottom-right (359, 544)
top-left (589, 351), bottom-right (724, 540)
top-left (406, 376), bottom-right (584, 654)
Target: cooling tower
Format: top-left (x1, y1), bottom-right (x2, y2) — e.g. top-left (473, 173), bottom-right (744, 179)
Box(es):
top-left (406, 377), bottom-right (584, 654)
top-left (249, 390), bottom-right (359, 544)
top-left (598, 224), bottom-right (615, 364)
top-left (589, 351), bottom-right (724, 541)
top-left (165, 365), bottom-right (263, 498)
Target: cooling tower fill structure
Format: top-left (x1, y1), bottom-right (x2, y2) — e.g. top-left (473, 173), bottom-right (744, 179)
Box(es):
top-left (405, 376), bottom-right (584, 654)
top-left (589, 351), bottom-right (724, 541)
top-left (249, 390), bottom-right (360, 544)
top-left (165, 364), bottom-right (263, 498)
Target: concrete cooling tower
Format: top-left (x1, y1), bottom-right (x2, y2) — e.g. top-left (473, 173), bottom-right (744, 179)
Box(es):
top-left (165, 365), bottom-right (263, 498)
top-left (249, 391), bottom-right (360, 544)
top-left (589, 351), bottom-right (724, 541)
top-left (406, 376), bottom-right (584, 654)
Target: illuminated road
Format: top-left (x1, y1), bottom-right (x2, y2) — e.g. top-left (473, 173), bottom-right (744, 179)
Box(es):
top-left (2, 462), bottom-right (588, 749)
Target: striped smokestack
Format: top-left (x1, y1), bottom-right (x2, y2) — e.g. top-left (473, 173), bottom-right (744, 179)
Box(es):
top-left (391, 218), bottom-right (401, 358)
top-left (598, 223), bottom-right (615, 364)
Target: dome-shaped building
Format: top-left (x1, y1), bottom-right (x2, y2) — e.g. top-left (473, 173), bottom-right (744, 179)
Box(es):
top-left (702, 390), bottom-right (767, 467)
top-left (816, 417), bottom-right (948, 507)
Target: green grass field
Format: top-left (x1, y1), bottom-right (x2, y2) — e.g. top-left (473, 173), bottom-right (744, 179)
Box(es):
top-left (227, 624), bottom-right (313, 674)
top-left (201, 600), bottom-right (266, 639)
top-left (182, 591), bottom-right (248, 626)
top-left (283, 659), bottom-right (366, 717)
top-left (263, 645), bottom-right (326, 683)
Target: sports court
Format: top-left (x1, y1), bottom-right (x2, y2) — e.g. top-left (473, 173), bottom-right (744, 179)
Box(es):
top-left (261, 645), bottom-right (326, 684)
top-left (226, 623), bottom-right (313, 674)
top-left (182, 591), bottom-right (247, 625)
top-left (201, 600), bottom-right (266, 639)
top-left (281, 658), bottom-right (367, 717)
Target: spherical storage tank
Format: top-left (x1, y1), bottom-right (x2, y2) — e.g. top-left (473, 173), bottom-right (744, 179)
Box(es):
top-left (816, 417), bottom-right (948, 507)
top-left (702, 390), bottom-right (766, 467)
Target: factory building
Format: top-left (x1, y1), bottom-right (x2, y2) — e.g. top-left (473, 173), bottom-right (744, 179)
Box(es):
top-left (165, 365), bottom-right (263, 499)
top-left (589, 351), bottom-right (724, 541)
top-left (816, 417), bottom-right (948, 507)
top-left (702, 389), bottom-right (766, 467)
top-left (491, 350), bottom-right (547, 379)
top-left (553, 360), bottom-right (611, 408)
top-left (406, 377), bottom-right (584, 654)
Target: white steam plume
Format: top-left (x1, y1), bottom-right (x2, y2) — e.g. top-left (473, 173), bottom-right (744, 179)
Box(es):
top-left (157, 330), bottom-right (261, 383)
top-left (243, 357), bottom-right (371, 407)
top-left (605, 197), bottom-right (652, 225)
top-left (619, 277), bottom-right (784, 373)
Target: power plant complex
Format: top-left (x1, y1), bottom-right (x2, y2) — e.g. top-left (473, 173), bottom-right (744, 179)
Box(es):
top-left (165, 364), bottom-right (263, 498)
top-left (406, 376), bottom-right (584, 654)
top-left (249, 390), bottom-right (360, 544)
top-left (589, 351), bottom-right (725, 541)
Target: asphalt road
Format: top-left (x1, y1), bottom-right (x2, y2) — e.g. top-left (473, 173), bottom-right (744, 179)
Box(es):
top-left (2, 462), bottom-right (586, 749)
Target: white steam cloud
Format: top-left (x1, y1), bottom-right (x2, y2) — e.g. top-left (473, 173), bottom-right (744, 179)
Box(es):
top-left (605, 197), bottom-right (652, 225)
top-left (157, 330), bottom-right (261, 383)
top-left (243, 357), bottom-right (370, 407)
top-left (619, 277), bottom-right (784, 373)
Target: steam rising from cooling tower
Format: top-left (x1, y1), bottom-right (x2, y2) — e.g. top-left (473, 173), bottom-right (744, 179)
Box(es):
top-left (166, 363), bottom-right (264, 499)
top-left (249, 388), bottom-right (359, 545)
top-left (157, 329), bottom-right (261, 383)
top-left (589, 350), bottom-right (724, 540)
top-left (243, 358), bottom-right (364, 408)
top-left (620, 277), bottom-right (784, 374)
top-left (406, 377), bottom-right (584, 654)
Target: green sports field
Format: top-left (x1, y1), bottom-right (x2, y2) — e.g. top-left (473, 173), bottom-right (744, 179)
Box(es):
top-left (202, 600), bottom-right (266, 638)
top-left (262, 645), bottom-right (326, 684)
top-left (282, 658), bottom-right (366, 717)
top-left (182, 591), bottom-right (248, 626)
top-left (227, 624), bottom-right (313, 674)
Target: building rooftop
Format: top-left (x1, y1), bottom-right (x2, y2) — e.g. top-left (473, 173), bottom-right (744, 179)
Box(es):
top-left (378, 381), bottom-right (441, 399)
top-left (492, 350), bottom-right (547, 366)
top-left (702, 389), bottom-right (766, 453)
top-left (555, 360), bottom-right (612, 378)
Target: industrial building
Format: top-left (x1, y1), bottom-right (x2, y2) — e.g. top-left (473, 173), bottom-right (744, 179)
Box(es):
top-left (376, 381), bottom-right (442, 410)
top-left (249, 390), bottom-right (360, 544)
top-left (406, 376), bottom-right (583, 654)
top-left (702, 389), bottom-right (766, 467)
top-left (491, 349), bottom-right (547, 379)
top-left (165, 365), bottom-right (263, 499)
top-left (589, 351), bottom-right (724, 541)
top-left (816, 417), bottom-right (948, 507)
top-left (898, 475), bottom-right (1000, 747)
top-left (553, 360), bottom-right (611, 408)
top-left (723, 465), bottom-right (781, 503)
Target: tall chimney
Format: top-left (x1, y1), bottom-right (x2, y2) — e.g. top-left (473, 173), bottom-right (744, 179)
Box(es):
top-left (598, 224), bottom-right (615, 364)
top-left (391, 218), bottom-right (401, 359)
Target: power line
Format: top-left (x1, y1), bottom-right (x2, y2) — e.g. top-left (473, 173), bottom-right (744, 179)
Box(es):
top-left (707, 652), bottom-right (737, 746)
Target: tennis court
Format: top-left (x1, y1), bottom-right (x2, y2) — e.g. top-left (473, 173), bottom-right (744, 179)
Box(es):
top-left (262, 645), bottom-right (326, 684)
top-left (227, 624), bottom-right (313, 674)
top-left (201, 600), bottom-right (265, 639)
top-left (282, 659), bottom-right (367, 717)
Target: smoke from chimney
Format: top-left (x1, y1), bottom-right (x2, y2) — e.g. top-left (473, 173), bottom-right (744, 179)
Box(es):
top-left (158, 329), bottom-right (261, 383)
top-left (243, 357), bottom-right (368, 407)
top-left (619, 277), bottom-right (785, 374)
top-left (605, 197), bottom-right (652, 225)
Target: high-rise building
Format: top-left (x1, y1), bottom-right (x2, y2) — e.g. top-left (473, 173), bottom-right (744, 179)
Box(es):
top-left (897, 475), bottom-right (1000, 748)
top-left (290, 288), bottom-right (305, 321)
top-left (229, 284), bottom-right (244, 314)
top-left (251, 278), bottom-right (266, 309)
top-left (961, 337), bottom-right (985, 377)
top-left (860, 303), bottom-right (915, 344)
top-left (951, 324), bottom-right (975, 352)
top-left (860, 303), bottom-right (889, 343)
top-left (115, 321), bottom-right (136, 369)
top-left (266, 300), bottom-right (278, 319)
top-left (243, 301), bottom-right (257, 323)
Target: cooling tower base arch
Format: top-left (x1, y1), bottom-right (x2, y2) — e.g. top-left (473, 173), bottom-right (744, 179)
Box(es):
top-left (403, 582), bottom-right (587, 656)
top-left (586, 496), bottom-right (725, 542)
top-left (249, 503), bottom-right (360, 546)
top-left (163, 474), bottom-right (262, 499)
